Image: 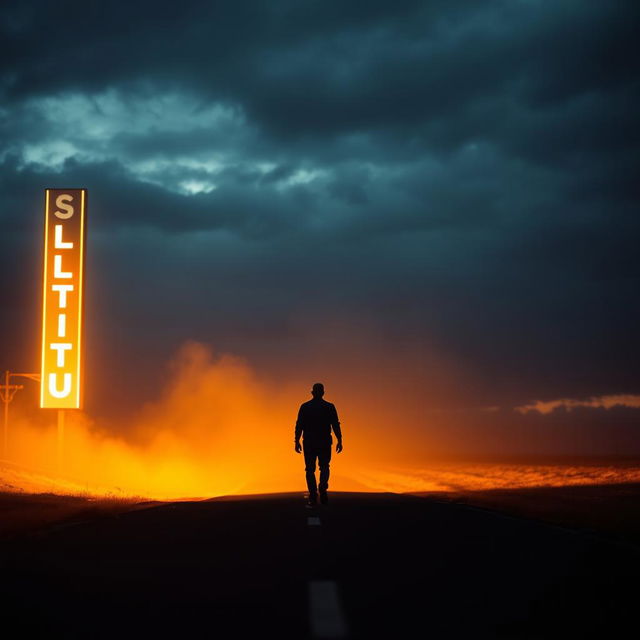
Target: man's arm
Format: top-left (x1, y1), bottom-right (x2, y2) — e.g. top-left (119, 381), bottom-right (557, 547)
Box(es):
top-left (294, 405), bottom-right (304, 452)
top-left (331, 404), bottom-right (343, 452)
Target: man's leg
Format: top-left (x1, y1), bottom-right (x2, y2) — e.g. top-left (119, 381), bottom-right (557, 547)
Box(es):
top-left (303, 441), bottom-right (318, 498)
top-left (318, 442), bottom-right (332, 495)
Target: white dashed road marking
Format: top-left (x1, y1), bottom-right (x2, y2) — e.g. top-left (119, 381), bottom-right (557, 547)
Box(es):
top-left (307, 516), bottom-right (321, 526)
top-left (308, 580), bottom-right (348, 638)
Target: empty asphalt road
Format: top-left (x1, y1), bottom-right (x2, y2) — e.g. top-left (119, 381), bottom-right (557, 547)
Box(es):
top-left (0, 491), bottom-right (637, 638)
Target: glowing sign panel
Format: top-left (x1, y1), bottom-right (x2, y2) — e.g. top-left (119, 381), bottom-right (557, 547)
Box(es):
top-left (41, 189), bottom-right (87, 408)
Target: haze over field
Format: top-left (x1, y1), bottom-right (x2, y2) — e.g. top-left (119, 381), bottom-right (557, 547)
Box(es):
top-left (2, 342), bottom-right (639, 499)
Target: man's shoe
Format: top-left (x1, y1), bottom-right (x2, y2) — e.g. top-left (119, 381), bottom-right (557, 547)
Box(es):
top-left (319, 491), bottom-right (328, 505)
top-left (306, 494), bottom-right (318, 507)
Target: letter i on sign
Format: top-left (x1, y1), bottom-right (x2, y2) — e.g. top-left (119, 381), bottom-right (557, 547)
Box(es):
top-left (40, 189), bottom-right (87, 409)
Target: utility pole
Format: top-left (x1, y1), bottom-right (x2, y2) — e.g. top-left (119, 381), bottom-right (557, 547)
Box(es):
top-left (0, 371), bottom-right (40, 459)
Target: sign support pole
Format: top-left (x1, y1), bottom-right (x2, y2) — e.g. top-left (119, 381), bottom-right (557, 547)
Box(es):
top-left (57, 409), bottom-right (65, 472)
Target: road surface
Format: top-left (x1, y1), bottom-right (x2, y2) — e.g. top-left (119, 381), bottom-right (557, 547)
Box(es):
top-left (0, 491), bottom-right (637, 638)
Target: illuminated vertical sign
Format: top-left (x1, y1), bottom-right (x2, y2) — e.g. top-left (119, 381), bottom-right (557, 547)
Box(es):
top-left (41, 189), bottom-right (87, 409)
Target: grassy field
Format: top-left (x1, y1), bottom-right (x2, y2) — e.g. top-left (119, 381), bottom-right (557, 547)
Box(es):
top-left (0, 491), bottom-right (155, 539)
top-left (412, 482), bottom-right (640, 546)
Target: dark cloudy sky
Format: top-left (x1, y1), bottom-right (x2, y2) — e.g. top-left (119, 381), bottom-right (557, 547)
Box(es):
top-left (2, 1), bottom-right (639, 454)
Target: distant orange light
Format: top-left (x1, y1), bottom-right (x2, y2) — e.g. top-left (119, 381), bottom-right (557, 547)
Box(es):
top-left (40, 189), bottom-right (87, 409)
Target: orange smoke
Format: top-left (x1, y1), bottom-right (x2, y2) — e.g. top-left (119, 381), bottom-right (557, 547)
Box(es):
top-left (6, 341), bottom-right (390, 498)
top-left (4, 340), bottom-right (640, 499)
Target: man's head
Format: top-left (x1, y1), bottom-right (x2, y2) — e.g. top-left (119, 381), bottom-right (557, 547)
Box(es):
top-left (311, 382), bottom-right (324, 398)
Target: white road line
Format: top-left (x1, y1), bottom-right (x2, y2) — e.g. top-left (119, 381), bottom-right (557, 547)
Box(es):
top-left (309, 580), bottom-right (348, 638)
top-left (307, 516), bottom-right (321, 526)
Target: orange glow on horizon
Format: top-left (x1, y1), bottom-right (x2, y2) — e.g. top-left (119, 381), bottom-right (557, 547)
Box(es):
top-left (4, 341), bottom-right (640, 500)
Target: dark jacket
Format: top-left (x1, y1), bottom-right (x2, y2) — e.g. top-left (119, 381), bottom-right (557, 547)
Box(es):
top-left (295, 398), bottom-right (342, 446)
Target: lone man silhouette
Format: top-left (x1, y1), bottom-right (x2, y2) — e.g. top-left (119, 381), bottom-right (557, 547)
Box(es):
top-left (294, 382), bottom-right (343, 506)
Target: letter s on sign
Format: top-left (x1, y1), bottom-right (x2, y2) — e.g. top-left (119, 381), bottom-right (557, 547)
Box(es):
top-left (54, 194), bottom-right (74, 219)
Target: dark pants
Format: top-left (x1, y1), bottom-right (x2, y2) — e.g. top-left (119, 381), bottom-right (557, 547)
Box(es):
top-left (303, 440), bottom-right (332, 496)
